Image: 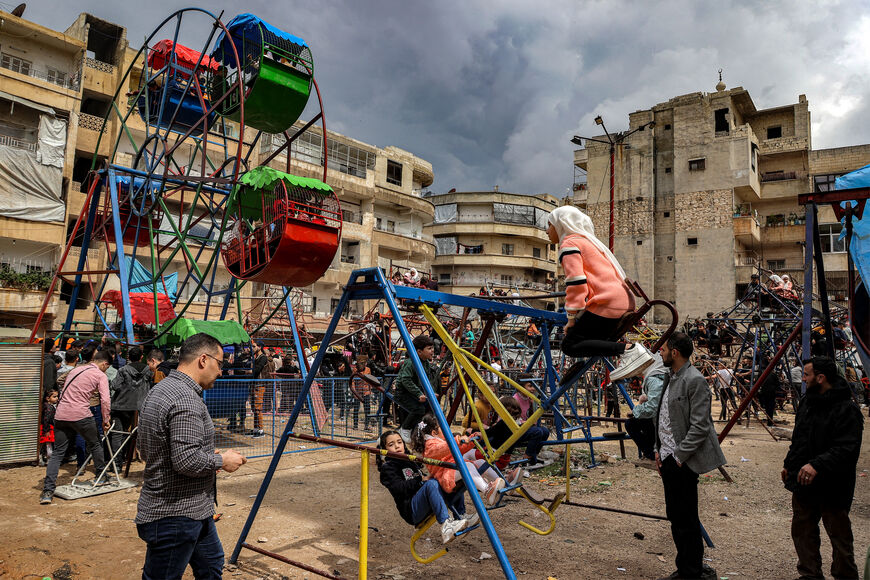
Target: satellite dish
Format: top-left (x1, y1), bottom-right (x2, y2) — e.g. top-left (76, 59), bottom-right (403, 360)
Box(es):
top-left (11, 3), bottom-right (26, 17)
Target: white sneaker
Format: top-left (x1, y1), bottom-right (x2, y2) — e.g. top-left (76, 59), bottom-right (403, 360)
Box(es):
top-left (440, 517), bottom-right (467, 544)
top-left (484, 479), bottom-right (506, 507)
top-left (398, 428), bottom-right (411, 443)
top-left (505, 467), bottom-right (524, 486)
top-left (609, 344), bottom-right (654, 381)
top-left (457, 512), bottom-right (480, 527)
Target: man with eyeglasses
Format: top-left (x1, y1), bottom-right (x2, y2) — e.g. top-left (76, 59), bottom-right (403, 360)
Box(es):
top-left (135, 333), bottom-right (247, 579)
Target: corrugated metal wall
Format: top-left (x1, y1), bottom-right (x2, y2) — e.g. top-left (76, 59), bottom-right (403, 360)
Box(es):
top-left (0, 344), bottom-right (42, 465)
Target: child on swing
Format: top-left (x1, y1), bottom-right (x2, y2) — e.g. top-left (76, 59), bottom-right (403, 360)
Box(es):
top-left (377, 430), bottom-right (476, 544)
top-left (412, 414), bottom-right (506, 507)
top-left (546, 206), bottom-right (653, 384)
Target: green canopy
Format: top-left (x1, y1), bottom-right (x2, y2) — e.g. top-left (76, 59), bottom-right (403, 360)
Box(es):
top-left (229, 166), bottom-right (333, 220)
top-left (154, 318), bottom-right (251, 347)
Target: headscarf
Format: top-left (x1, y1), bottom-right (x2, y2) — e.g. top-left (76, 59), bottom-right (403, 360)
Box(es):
top-left (769, 274), bottom-right (783, 285)
top-left (642, 352), bottom-right (666, 380)
top-left (547, 206), bottom-right (626, 280)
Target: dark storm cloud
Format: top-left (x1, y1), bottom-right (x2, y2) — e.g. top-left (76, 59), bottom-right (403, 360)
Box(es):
top-left (17, 1), bottom-right (870, 197)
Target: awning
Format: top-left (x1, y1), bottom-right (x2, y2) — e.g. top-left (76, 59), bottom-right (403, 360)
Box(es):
top-left (154, 318), bottom-right (250, 347)
top-left (0, 90), bottom-right (56, 115)
top-left (147, 39), bottom-right (220, 73)
top-left (101, 290), bottom-right (177, 325)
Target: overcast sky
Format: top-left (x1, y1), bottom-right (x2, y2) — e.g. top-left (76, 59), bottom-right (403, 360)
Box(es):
top-left (10, 0), bottom-right (870, 197)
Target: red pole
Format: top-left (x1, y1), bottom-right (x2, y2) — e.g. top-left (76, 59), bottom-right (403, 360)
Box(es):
top-left (718, 321), bottom-right (802, 442)
top-left (609, 144), bottom-right (615, 251)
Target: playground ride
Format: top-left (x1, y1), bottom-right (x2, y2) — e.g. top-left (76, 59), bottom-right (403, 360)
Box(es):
top-left (29, 9), bottom-right (334, 346)
top-left (229, 268), bottom-right (683, 579)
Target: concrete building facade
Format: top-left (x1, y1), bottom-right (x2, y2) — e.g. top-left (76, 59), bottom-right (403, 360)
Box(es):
top-left (573, 81), bottom-right (870, 321)
top-left (425, 191), bottom-right (557, 300)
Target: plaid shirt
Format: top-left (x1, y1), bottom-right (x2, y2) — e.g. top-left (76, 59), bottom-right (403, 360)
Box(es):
top-left (135, 370), bottom-right (223, 524)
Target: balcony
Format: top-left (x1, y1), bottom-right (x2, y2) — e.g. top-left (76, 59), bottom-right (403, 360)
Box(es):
top-left (573, 148), bottom-right (588, 170)
top-left (761, 223), bottom-right (805, 246)
top-left (733, 216), bottom-right (760, 245)
top-left (0, 59), bottom-right (81, 91)
top-left (76, 112), bottom-right (110, 157)
top-left (433, 253), bottom-right (556, 272)
top-left (0, 287), bottom-right (59, 315)
top-left (0, 133), bottom-right (36, 153)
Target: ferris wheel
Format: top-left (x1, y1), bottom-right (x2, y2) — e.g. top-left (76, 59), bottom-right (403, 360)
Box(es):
top-left (30, 10), bottom-right (340, 346)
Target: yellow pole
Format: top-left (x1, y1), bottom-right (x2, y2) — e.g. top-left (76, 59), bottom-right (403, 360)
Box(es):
top-left (359, 450), bottom-right (369, 580)
top-left (565, 443), bottom-right (571, 502)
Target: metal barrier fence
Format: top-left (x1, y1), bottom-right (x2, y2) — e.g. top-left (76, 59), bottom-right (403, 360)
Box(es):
top-left (204, 376), bottom-right (395, 459)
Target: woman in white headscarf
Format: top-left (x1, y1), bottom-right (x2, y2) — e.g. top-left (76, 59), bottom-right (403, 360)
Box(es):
top-left (547, 206), bottom-right (652, 384)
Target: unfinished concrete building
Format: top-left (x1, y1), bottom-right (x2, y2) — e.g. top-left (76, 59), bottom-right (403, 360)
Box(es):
top-left (573, 80), bottom-right (870, 320)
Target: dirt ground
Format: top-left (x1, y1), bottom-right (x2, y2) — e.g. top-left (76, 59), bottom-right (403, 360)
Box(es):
top-left (1, 405), bottom-right (868, 580)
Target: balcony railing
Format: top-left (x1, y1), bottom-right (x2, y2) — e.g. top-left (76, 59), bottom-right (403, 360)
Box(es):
top-left (374, 225), bottom-right (434, 243)
top-left (0, 133), bottom-right (36, 152)
top-left (0, 60), bottom-right (80, 90)
top-left (84, 57), bottom-right (116, 74)
top-left (78, 112), bottom-right (106, 133)
top-left (341, 210), bottom-right (363, 225)
top-left (760, 171), bottom-right (800, 182)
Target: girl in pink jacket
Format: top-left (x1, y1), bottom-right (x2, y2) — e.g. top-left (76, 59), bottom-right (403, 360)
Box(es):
top-left (547, 206), bottom-right (653, 384)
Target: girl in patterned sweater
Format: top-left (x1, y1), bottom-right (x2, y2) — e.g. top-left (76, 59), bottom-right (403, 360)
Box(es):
top-left (547, 206), bottom-right (653, 384)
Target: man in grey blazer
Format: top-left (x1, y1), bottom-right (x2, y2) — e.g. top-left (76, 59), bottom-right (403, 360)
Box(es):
top-left (655, 332), bottom-right (727, 580)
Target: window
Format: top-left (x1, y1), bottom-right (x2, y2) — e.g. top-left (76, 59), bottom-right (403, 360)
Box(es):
top-left (439, 273), bottom-right (451, 284)
top-left (386, 220), bottom-right (395, 233)
top-left (0, 53), bottom-right (32, 75)
top-left (386, 160), bottom-right (403, 186)
top-left (813, 173), bottom-right (841, 192)
top-left (663, 211), bottom-right (670, 218)
top-left (376, 217), bottom-right (382, 230)
top-left (819, 224), bottom-right (846, 253)
top-left (767, 259), bottom-right (786, 270)
top-left (47, 68), bottom-right (67, 87)
top-left (636, 240), bottom-right (643, 246)
top-left (687, 237), bottom-right (698, 246)
top-left (751, 143), bottom-right (758, 172)
top-left (500, 275), bottom-right (513, 285)
top-left (664, 124), bottom-right (671, 130)
top-left (767, 126), bottom-right (782, 139)
top-left (714, 108), bottom-right (729, 133)
top-left (664, 167), bottom-right (672, 174)
top-left (688, 158), bottom-right (706, 171)
top-left (532, 247), bottom-right (541, 258)
top-left (501, 243), bottom-right (514, 256)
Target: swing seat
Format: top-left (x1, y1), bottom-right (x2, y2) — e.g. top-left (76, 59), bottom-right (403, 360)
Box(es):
top-left (137, 82), bottom-right (216, 137)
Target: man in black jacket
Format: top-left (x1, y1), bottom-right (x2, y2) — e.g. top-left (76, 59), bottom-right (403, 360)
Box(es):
top-left (110, 346), bottom-right (150, 465)
top-left (782, 356), bottom-right (863, 580)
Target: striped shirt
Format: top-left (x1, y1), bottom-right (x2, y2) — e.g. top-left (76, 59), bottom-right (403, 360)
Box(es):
top-left (135, 369), bottom-right (222, 524)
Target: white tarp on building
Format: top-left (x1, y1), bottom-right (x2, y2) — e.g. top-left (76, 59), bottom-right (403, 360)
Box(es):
top-left (36, 115), bottom-right (67, 168)
top-left (0, 147), bottom-right (64, 222)
top-left (433, 203), bottom-right (457, 224)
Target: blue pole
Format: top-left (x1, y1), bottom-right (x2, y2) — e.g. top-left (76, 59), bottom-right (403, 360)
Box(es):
top-left (375, 269), bottom-right (516, 580)
top-left (284, 290), bottom-right (319, 436)
top-left (63, 174), bottom-right (104, 336)
top-left (230, 284), bottom-right (353, 564)
top-left (107, 169), bottom-right (136, 343)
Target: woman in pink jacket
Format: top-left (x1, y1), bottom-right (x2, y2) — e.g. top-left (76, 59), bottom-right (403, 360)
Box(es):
top-left (547, 206), bottom-right (653, 384)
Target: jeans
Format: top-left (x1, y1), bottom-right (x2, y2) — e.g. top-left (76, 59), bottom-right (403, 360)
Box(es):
top-left (561, 311), bottom-right (627, 358)
top-left (75, 404), bottom-right (103, 467)
top-left (43, 417), bottom-right (106, 493)
top-left (410, 478), bottom-right (466, 525)
top-left (351, 393), bottom-right (372, 429)
top-left (791, 495), bottom-right (859, 579)
top-left (661, 455), bottom-right (703, 578)
top-left (137, 516), bottom-right (224, 580)
top-left (625, 417), bottom-right (655, 459)
top-left (517, 425), bottom-right (549, 461)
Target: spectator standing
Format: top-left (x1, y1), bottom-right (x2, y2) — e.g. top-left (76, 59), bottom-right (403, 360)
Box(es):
top-left (250, 341), bottom-right (269, 438)
top-left (40, 350), bottom-right (112, 504)
top-left (625, 353), bottom-right (667, 462)
top-left (146, 350), bottom-right (166, 385)
top-left (394, 335), bottom-right (438, 442)
top-left (42, 340), bottom-right (57, 396)
top-left (110, 346), bottom-right (150, 464)
top-left (654, 333), bottom-right (726, 580)
top-left (351, 360), bottom-right (374, 430)
top-left (135, 333), bottom-right (247, 579)
top-left (782, 356), bottom-right (863, 580)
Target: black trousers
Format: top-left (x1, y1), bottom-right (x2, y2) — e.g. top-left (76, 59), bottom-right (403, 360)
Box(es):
top-left (661, 455), bottom-right (703, 578)
top-left (625, 417), bottom-right (655, 459)
top-left (791, 494), bottom-right (859, 579)
top-left (109, 410), bottom-right (136, 466)
top-left (561, 311), bottom-right (627, 358)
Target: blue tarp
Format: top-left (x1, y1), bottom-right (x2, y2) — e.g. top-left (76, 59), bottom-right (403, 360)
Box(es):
top-left (113, 255), bottom-right (178, 300)
top-left (834, 164), bottom-right (870, 287)
top-left (213, 13), bottom-right (307, 66)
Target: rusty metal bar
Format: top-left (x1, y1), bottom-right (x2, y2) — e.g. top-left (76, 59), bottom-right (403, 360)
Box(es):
top-left (240, 543), bottom-right (343, 579)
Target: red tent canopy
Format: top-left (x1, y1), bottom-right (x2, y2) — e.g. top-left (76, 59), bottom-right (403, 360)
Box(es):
top-left (101, 290), bottom-right (177, 325)
top-left (147, 39), bottom-right (219, 74)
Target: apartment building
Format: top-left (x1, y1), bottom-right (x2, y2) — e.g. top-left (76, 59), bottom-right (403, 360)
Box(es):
top-left (0, 8), bottom-right (435, 338)
top-left (573, 79), bottom-right (870, 321)
top-left (425, 191), bottom-right (558, 301)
